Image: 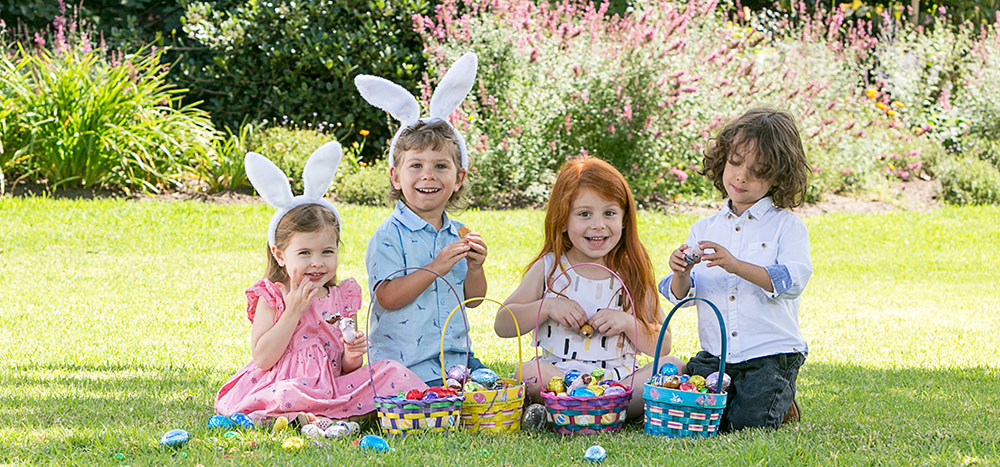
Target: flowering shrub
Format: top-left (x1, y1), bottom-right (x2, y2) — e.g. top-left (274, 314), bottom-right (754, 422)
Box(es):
top-left (415, 0), bottom-right (943, 207)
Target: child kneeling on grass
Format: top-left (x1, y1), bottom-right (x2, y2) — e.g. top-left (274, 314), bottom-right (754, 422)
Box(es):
top-left (660, 108), bottom-right (812, 432)
top-left (214, 142), bottom-right (425, 431)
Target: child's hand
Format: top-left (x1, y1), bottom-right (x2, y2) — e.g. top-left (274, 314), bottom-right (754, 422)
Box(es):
top-left (343, 331), bottom-right (368, 361)
top-left (428, 240), bottom-right (471, 276)
top-left (589, 308), bottom-right (633, 337)
top-left (669, 244), bottom-right (697, 274)
top-left (283, 267), bottom-right (324, 317)
top-left (543, 297), bottom-right (589, 330)
top-left (699, 241), bottom-right (743, 274)
top-left (464, 232), bottom-right (488, 270)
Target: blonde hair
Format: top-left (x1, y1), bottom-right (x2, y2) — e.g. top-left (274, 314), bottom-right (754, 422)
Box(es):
top-left (388, 120), bottom-right (469, 210)
top-left (264, 204), bottom-right (340, 287)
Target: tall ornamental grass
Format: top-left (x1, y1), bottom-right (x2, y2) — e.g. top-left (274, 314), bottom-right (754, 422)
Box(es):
top-left (0, 39), bottom-right (216, 192)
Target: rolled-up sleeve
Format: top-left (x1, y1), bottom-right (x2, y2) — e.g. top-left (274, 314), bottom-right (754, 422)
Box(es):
top-left (763, 216), bottom-right (812, 299)
top-left (658, 274), bottom-right (697, 304)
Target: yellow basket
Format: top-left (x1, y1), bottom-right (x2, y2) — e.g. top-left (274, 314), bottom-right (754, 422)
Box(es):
top-left (443, 298), bottom-right (525, 434)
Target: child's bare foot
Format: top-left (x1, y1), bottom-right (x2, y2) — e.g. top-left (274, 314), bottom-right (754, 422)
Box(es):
top-left (781, 400), bottom-right (800, 425)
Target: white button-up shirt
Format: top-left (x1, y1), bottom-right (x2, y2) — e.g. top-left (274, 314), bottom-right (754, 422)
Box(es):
top-left (659, 197), bottom-right (811, 363)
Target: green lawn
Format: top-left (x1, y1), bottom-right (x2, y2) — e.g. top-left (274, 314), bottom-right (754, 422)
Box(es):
top-left (1, 197), bottom-right (998, 465)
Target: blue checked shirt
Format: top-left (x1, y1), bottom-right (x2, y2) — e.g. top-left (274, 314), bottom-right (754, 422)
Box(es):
top-left (365, 201), bottom-right (471, 384)
top-left (659, 197), bottom-right (811, 363)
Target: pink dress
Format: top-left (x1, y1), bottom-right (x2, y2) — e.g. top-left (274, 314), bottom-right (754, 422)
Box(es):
top-left (214, 278), bottom-right (426, 421)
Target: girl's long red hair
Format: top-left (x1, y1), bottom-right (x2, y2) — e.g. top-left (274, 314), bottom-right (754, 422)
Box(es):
top-left (530, 157), bottom-right (660, 332)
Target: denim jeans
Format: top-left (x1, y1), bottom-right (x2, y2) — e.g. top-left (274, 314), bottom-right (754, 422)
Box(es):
top-left (687, 350), bottom-right (805, 432)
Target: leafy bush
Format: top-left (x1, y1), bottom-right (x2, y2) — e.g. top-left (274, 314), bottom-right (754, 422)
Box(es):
top-left (336, 161), bottom-right (390, 206)
top-left (186, 122), bottom-right (257, 193)
top-left (244, 126), bottom-right (336, 193)
top-left (934, 153), bottom-right (1000, 205)
top-left (177, 0), bottom-right (429, 161)
top-left (0, 41), bottom-right (216, 192)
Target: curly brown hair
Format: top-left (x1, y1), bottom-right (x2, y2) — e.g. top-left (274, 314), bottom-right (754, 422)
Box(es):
top-left (701, 108), bottom-right (811, 209)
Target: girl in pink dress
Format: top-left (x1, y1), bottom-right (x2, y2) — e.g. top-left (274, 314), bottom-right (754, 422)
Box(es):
top-left (215, 144), bottom-right (426, 425)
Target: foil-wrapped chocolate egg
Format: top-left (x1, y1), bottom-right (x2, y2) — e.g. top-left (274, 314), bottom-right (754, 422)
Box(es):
top-left (301, 424), bottom-right (324, 439)
top-left (470, 368), bottom-right (500, 387)
top-left (324, 425), bottom-right (349, 438)
top-left (678, 382), bottom-right (698, 392)
top-left (547, 376), bottom-right (567, 393)
top-left (584, 445), bottom-right (607, 463)
top-left (447, 365), bottom-right (470, 384)
top-left (446, 378), bottom-right (463, 392)
top-left (689, 375), bottom-right (706, 390)
top-left (679, 374), bottom-right (690, 383)
top-left (683, 244), bottom-right (703, 263)
top-left (604, 386), bottom-right (627, 396)
top-left (570, 387), bottom-right (596, 397)
top-left (580, 324), bottom-right (595, 337)
top-left (405, 389), bottom-right (424, 400)
top-left (588, 384), bottom-right (605, 396)
top-left (657, 363), bottom-right (679, 376)
top-left (590, 368), bottom-right (605, 382)
top-left (706, 371), bottom-right (731, 392)
top-left (464, 381), bottom-right (484, 392)
top-left (564, 369), bottom-right (582, 385)
top-left (664, 375), bottom-right (681, 389)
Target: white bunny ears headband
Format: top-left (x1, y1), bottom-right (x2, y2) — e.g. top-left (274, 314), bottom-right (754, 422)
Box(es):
top-left (354, 52), bottom-right (478, 169)
top-left (244, 141), bottom-right (343, 250)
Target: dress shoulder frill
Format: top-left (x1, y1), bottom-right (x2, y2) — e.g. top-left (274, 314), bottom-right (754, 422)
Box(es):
top-left (245, 279), bottom-right (285, 323)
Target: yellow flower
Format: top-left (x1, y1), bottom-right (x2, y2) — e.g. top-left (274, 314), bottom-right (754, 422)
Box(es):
top-left (865, 89), bottom-right (877, 99)
top-left (875, 102), bottom-right (888, 110)
top-left (888, 163), bottom-right (895, 170)
top-left (360, 161), bottom-right (367, 167)
top-left (359, 129), bottom-right (370, 136)
top-left (887, 110), bottom-right (896, 117)
top-left (352, 141), bottom-right (359, 148)
top-left (467, 115), bottom-right (475, 122)
top-left (893, 101), bottom-right (904, 108)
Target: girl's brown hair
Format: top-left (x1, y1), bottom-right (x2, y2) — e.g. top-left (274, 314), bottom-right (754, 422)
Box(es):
top-left (530, 157), bottom-right (660, 333)
top-left (702, 108), bottom-right (811, 209)
top-left (264, 204), bottom-right (340, 287)
top-left (389, 120), bottom-right (469, 210)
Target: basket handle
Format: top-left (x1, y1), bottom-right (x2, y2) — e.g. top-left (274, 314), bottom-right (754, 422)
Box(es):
top-left (533, 262), bottom-right (640, 390)
top-left (365, 266), bottom-right (469, 398)
top-left (651, 297), bottom-right (727, 394)
top-left (442, 297), bottom-right (523, 387)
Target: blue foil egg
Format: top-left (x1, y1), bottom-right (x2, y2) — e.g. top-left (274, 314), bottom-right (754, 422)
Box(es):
top-left (470, 368), bottom-right (499, 387)
top-left (359, 434), bottom-right (390, 453)
top-left (569, 387), bottom-right (596, 397)
top-left (230, 413), bottom-right (255, 430)
top-left (657, 363), bottom-right (679, 376)
top-left (584, 445), bottom-right (607, 463)
top-left (207, 414), bottom-right (235, 429)
top-left (159, 429), bottom-right (190, 448)
top-left (564, 369), bottom-right (582, 385)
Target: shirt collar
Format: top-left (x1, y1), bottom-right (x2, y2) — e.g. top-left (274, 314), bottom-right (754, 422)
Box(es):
top-left (722, 196), bottom-right (774, 220)
top-left (391, 200), bottom-right (458, 234)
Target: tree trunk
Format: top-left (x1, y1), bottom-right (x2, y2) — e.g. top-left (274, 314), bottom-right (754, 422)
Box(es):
top-left (910, 0), bottom-right (920, 24)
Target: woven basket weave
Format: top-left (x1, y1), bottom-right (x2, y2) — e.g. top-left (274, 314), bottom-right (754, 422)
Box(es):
top-left (643, 297), bottom-right (728, 438)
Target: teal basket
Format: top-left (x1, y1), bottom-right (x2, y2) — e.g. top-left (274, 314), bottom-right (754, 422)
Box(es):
top-left (643, 297), bottom-right (728, 438)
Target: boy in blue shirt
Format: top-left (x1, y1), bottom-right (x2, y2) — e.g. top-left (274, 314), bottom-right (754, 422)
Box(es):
top-left (357, 53), bottom-right (489, 384)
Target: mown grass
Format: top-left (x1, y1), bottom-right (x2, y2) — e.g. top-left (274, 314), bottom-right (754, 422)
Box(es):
top-left (1, 198), bottom-right (998, 465)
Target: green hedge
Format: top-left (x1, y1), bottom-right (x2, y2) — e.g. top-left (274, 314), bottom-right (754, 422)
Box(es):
top-left (174, 0), bottom-right (429, 162)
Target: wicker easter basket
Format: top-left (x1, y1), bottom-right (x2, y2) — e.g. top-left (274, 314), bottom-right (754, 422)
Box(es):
top-left (444, 298), bottom-right (526, 434)
top-left (644, 297), bottom-right (728, 438)
top-left (535, 262), bottom-right (638, 435)
top-left (366, 267), bottom-right (466, 437)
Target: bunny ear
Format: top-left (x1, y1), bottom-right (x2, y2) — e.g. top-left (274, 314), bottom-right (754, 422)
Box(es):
top-left (302, 141), bottom-right (343, 200)
top-left (428, 52), bottom-right (478, 120)
top-left (245, 152), bottom-right (294, 208)
top-left (355, 75), bottom-right (420, 126)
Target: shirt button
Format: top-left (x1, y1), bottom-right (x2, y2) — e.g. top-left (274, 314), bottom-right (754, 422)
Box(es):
top-left (735, 226), bottom-right (741, 232)
top-left (729, 295), bottom-right (735, 301)
top-left (731, 331), bottom-right (738, 337)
